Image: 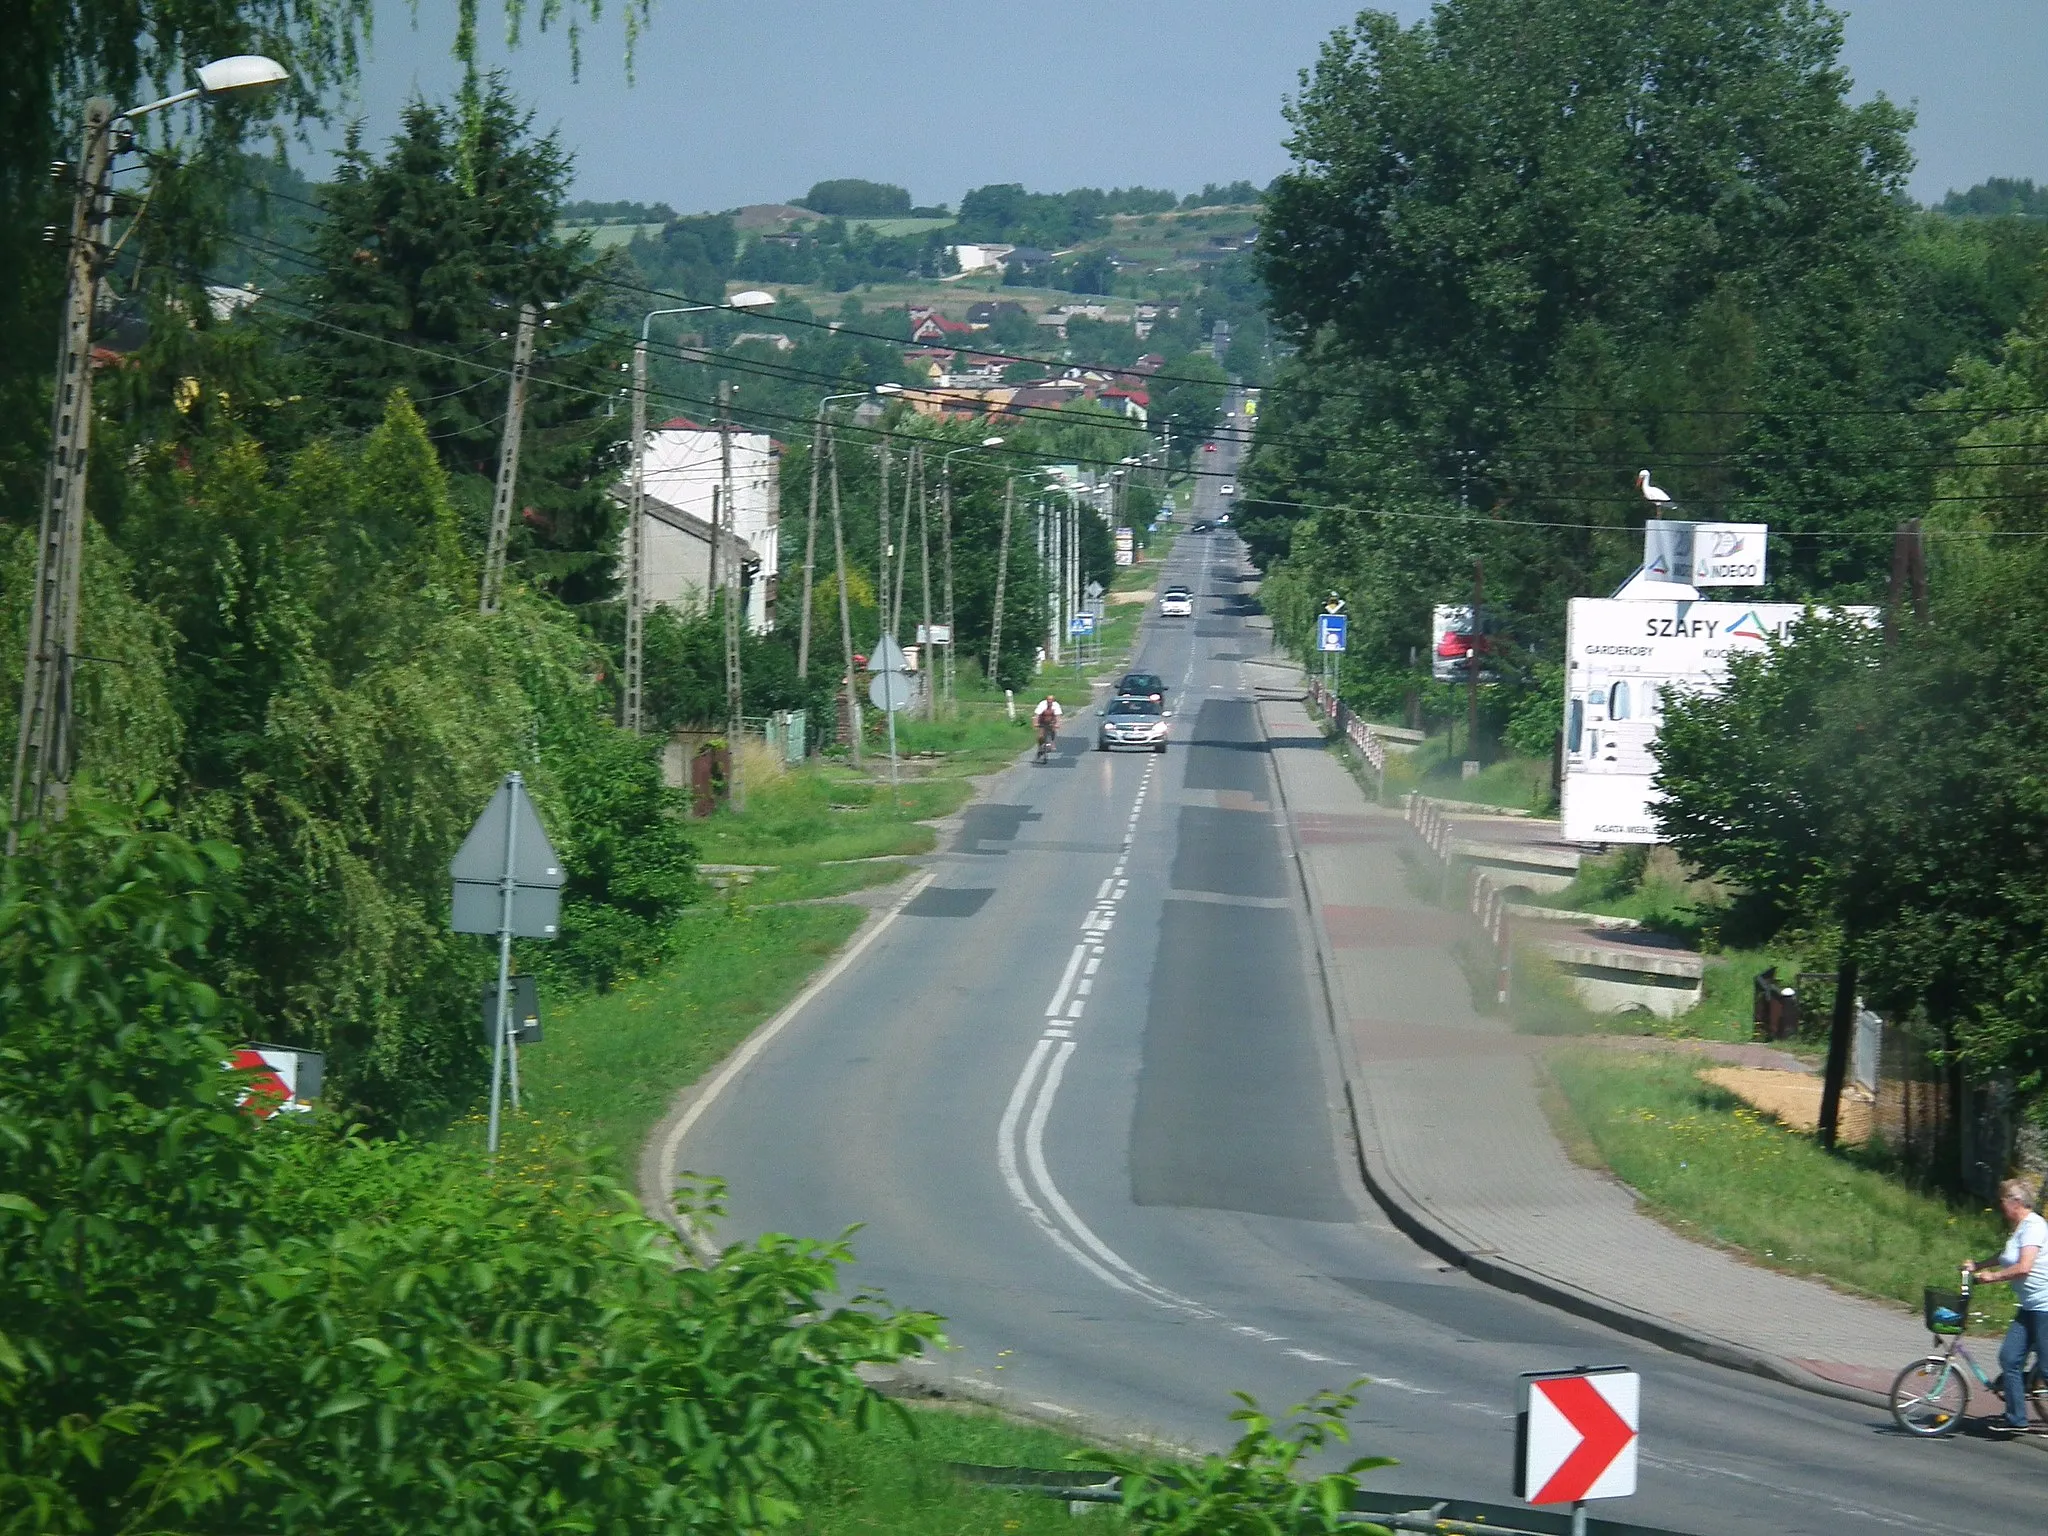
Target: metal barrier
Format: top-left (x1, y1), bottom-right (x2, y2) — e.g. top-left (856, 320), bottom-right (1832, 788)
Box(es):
top-left (949, 1465), bottom-right (1694, 1536)
top-left (1304, 676), bottom-right (1387, 797)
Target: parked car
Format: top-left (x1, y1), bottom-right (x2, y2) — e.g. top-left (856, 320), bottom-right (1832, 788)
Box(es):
top-left (1097, 697), bottom-right (1169, 752)
top-left (1159, 586), bottom-right (1193, 617)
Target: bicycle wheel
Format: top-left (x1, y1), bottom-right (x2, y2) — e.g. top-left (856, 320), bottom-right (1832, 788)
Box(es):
top-left (1890, 1356), bottom-right (1969, 1437)
top-left (2030, 1370), bottom-right (2048, 1427)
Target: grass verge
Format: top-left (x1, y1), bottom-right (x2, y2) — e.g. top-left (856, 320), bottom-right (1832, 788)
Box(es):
top-left (1544, 1046), bottom-right (2013, 1322)
top-left (496, 903), bottom-right (867, 1169)
top-left (1383, 735), bottom-right (1552, 811)
top-left (795, 1406), bottom-right (1097, 1536)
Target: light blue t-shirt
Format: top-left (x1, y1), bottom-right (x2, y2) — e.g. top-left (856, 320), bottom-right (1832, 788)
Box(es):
top-left (2001, 1210), bottom-right (2048, 1313)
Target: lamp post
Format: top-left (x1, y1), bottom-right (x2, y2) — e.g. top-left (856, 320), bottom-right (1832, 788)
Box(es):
top-left (10, 56), bottom-right (289, 851)
top-left (622, 289), bottom-right (773, 737)
top-left (939, 435), bottom-right (1003, 711)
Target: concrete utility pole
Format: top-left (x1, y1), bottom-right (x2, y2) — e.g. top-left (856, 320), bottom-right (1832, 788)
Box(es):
top-left (718, 381), bottom-right (745, 811)
top-left (828, 430), bottom-right (864, 767)
top-left (988, 475), bottom-right (1016, 689)
top-left (876, 436), bottom-right (892, 631)
top-left (798, 414), bottom-right (823, 678)
top-left (918, 453), bottom-right (934, 719)
top-left (891, 442), bottom-right (918, 642)
top-left (623, 335), bottom-right (650, 733)
top-left (800, 390), bottom-right (880, 679)
top-left (1467, 557), bottom-right (1484, 762)
top-left (9, 59), bottom-right (290, 851)
top-left (9, 99), bottom-right (114, 851)
top-left (480, 303), bottom-right (536, 616)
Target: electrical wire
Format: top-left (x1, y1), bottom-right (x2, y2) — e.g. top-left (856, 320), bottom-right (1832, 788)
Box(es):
top-left (157, 262), bottom-right (2048, 539)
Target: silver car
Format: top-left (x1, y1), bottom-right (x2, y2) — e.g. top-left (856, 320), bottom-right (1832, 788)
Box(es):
top-left (1097, 698), bottom-right (1169, 752)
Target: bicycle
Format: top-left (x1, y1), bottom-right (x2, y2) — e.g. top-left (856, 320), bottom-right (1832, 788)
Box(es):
top-left (1034, 719), bottom-right (1058, 765)
top-left (1889, 1269), bottom-right (2048, 1436)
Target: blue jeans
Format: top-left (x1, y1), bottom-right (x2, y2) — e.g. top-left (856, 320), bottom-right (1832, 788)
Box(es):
top-left (1998, 1309), bottom-right (2048, 1427)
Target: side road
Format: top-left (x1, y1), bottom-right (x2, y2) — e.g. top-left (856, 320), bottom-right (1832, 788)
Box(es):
top-left (1247, 655), bottom-right (1935, 1407)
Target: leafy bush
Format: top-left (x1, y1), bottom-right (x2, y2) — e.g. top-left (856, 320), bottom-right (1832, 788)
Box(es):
top-left (0, 804), bottom-right (940, 1532)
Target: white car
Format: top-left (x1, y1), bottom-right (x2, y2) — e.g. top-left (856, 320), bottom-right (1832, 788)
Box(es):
top-left (1159, 586), bottom-right (1193, 617)
top-left (1220, 483), bottom-right (1236, 497)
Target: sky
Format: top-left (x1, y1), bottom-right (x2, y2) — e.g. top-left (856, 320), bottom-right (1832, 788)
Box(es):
top-left (318, 0), bottom-right (2048, 211)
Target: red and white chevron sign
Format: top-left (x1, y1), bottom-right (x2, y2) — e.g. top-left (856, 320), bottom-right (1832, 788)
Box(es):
top-left (1517, 1367), bottom-right (1639, 1505)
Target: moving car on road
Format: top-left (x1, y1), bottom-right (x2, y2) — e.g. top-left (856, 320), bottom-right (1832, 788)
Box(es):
top-left (1097, 697), bottom-right (1169, 752)
top-left (1159, 586), bottom-right (1194, 617)
top-left (1113, 671), bottom-right (1166, 705)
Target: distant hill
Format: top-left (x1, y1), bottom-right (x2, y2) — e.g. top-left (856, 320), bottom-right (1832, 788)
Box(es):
top-left (1939, 178), bottom-right (2048, 219)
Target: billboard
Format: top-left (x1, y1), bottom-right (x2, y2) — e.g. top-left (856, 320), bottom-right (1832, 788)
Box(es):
top-left (1430, 604), bottom-right (1500, 683)
top-left (1643, 520), bottom-right (1768, 586)
top-left (1561, 599), bottom-right (1874, 843)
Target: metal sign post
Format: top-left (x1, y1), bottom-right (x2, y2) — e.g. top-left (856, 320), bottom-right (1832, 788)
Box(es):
top-left (867, 634), bottom-right (914, 797)
top-left (451, 772), bottom-right (564, 1154)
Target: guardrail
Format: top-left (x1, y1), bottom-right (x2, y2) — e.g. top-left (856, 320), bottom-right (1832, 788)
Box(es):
top-left (1304, 677), bottom-right (1387, 797)
top-left (949, 1465), bottom-right (1693, 1536)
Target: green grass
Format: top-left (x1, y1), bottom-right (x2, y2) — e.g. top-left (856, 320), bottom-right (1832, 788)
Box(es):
top-left (1545, 1047), bottom-right (2013, 1321)
top-left (487, 904), bottom-right (866, 1168)
top-left (739, 859), bottom-right (914, 906)
top-left (794, 1407), bottom-right (1098, 1536)
top-left (1383, 735), bottom-right (1553, 812)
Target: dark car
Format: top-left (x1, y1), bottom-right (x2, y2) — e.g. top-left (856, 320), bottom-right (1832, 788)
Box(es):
top-left (1191, 520), bottom-right (1213, 534)
top-left (1097, 697), bottom-right (1169, 752)
top-left (1113, 671), bottom-right (1166, 706)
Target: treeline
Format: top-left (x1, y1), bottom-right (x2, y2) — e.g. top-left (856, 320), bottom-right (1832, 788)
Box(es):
top-left (560, 196), bottom-right (678, 224)
top-left (0, 81), bottom-right (705, 1132)
top-left (1246, 0), bottom-right (2048, 721)
top-left (1243, 0), bottom-right (2048, 1128)
top-left (953, 180), bottom-right (1256, 249)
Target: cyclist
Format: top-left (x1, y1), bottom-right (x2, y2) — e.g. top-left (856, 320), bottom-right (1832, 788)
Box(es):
top-left (1033, 694), bottom-right (1063, 761)
top-left (1967, 1176), bottom-right (2048, 1435)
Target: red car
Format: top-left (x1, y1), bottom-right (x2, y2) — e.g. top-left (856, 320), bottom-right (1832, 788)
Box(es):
top-left (1203, 442), bottom-right (1218, 453)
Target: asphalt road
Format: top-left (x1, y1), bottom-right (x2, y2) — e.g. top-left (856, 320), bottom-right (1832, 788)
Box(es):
top-left (675, 410), bottom-right (2044, 1534)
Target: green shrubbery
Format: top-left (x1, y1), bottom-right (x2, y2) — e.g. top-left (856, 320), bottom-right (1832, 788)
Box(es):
top-left (0, 803), bottom-right (938, 1532)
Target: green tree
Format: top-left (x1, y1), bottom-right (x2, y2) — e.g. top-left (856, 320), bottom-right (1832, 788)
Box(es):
top-left (796, 179), bottom-right (913, 218)
top-left (0, 801), bottom-right (941, 1531)
top-left (291, 78), bottom-right (628, 606)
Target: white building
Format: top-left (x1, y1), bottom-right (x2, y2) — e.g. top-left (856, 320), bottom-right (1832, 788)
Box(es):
top-left (948, 243), bottom-right (1015, 274)
top-left (626, 421), bottom-right (781, 631)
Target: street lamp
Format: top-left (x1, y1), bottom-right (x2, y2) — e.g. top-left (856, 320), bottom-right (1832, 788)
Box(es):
top-left (622, 289), bottom-right (774, 737)
top-left (10, 55), bottom-right (289, 849)
top-left (931, 435), bottom-right (1004, 713)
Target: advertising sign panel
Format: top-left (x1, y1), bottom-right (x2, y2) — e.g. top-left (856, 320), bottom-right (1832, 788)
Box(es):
top-left (1115, 526), bottom-right (1135, 566)
top-left (1642, 520), bottom-right (1768, 586)
top-left (1562, 599), bottom-right (1874, 843)
top-left (1430, 604), bottom-right (1499, 683)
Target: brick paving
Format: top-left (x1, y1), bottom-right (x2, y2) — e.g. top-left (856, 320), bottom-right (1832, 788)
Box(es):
top-left (1250, 666), bottom-right (1935, 1400)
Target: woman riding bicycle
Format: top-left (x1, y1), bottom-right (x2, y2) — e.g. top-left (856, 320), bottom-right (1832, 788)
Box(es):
top-left (1033, 694), bottom-right (1063, 761)
top-left (1968, 1176), bottom-right (2048, 1436)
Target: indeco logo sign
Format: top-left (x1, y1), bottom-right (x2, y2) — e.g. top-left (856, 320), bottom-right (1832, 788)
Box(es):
top-left (1642, 519), bottom-right (1768, 586)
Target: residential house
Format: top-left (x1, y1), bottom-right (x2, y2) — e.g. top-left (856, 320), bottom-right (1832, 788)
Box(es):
top-left (908, 308), bottom-right (975, 345)
top-left (965, 300), bottom-right (1028, 329)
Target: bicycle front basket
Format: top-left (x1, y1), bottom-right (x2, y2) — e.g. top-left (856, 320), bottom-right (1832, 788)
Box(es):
top-left (1923, 1287), bottom-right (1966, 1336)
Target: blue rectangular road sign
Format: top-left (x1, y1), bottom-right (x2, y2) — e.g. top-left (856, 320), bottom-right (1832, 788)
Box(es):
top-left (1315, 613), bottom-right (1348, 652)
top-left (1069, 613), bottom-right (1096, 637)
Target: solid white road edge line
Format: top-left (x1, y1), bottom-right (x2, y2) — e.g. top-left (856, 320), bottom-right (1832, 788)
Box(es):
top-left (659, 868), bottom-right (938, 1234)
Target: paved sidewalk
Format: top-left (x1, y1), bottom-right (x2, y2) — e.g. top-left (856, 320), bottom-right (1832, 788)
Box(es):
top-left (1247, 658), bottom-right (1933, 1403)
